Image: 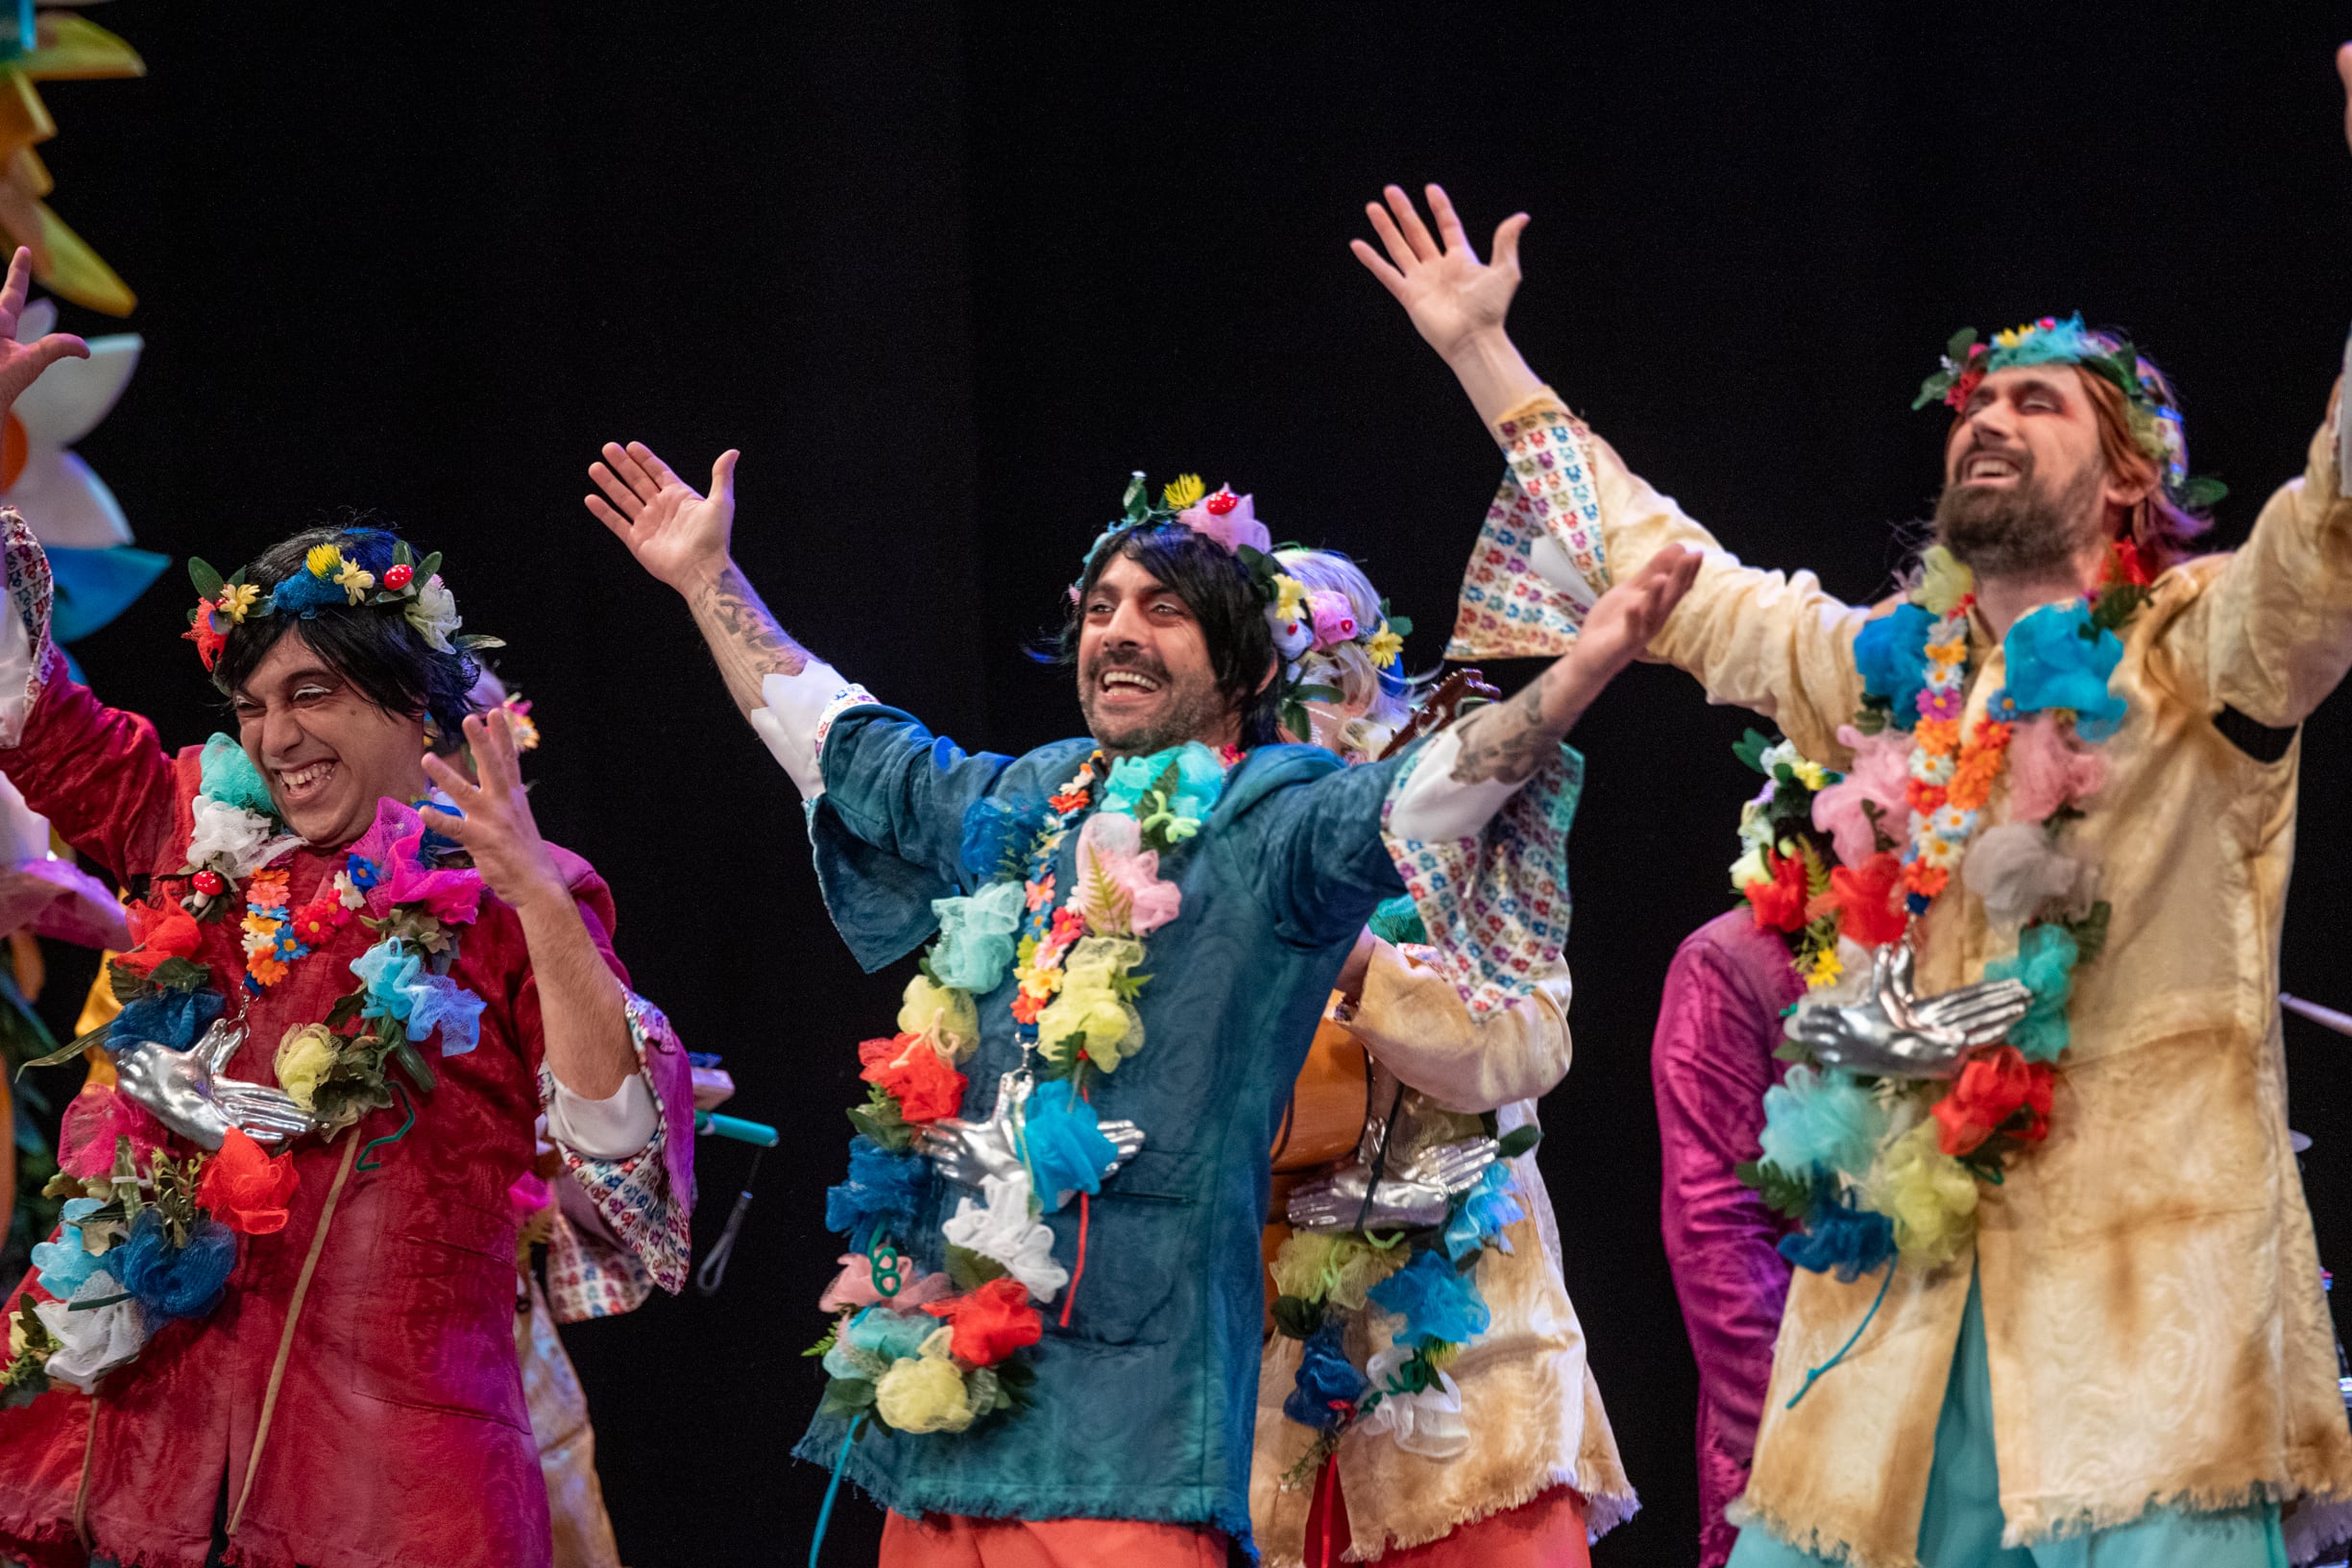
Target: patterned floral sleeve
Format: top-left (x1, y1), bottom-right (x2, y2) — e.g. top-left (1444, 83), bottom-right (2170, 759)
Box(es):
top-left (541, 992), bottom-right (697, 1321)
top-left (1446, 399), bottom-right (1613, 660)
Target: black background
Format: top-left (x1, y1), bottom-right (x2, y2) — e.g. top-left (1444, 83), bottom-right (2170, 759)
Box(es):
top-left (21, 4), bottom-right (2352, 1563)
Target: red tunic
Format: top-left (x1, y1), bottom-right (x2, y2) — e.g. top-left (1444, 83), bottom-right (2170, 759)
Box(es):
top-left (0, 661), bottom-right (624, 1568)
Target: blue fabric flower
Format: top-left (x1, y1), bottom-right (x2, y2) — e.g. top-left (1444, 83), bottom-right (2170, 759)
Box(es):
top-left (111, 988), bottom-right (225, 1055)
top-left (114, 1208), bottom-right (236, 1323)
top-left (1758, 1065), bottom-right (1886, 1182)
top-left (1021, 1079), bottom-right (1118, 1208)
top-left (1779, 1194), bottom-right (1897, 1283)
top-left (1987, 314), bottom-right (2099, 371)
top-left (1984, 923), bottom-right (2080, 1064)
top-left (198, 734), bottom-right (277, 817)
top-left (843, 1304), bottom-right (937, 1363)
top-left (346, 855), bottom-right (382, 892)
top-left (1853, 604), bottom-right (1938, 730)
top-left (2002, 603), bottom-right (2125, 741)
top-left (960, 797), bottom-right (1049, 881)
top-left (1442, 1162), bottom-right (1526, 1263)
top-left (349, 941), bottom-right (486, 1055)
top-left (1100, 742), bottom-right (1227, 826)
top-left (928, 880), bottom-right (1026, 994)
top-left (268, 567), bottom-right (346, 617)
top-left (1283, 1320), bottom-right (1369, 1432)
top-left (1367, 1248), bottom-right (1491, 1348)
top-left (823, 1136), bottom-right (930, 1253)
top-left (31, 1198), bottom-right (105, 1298)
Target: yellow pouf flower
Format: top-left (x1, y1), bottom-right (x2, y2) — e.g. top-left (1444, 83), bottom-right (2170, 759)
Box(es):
top-left (1866, 1120), bottom-right (1979, 1267)
top-left (1916, 544), bottom-right (1975, 617)
top-left (274, 1024), bottom-right (339, 1111)
top-left (875, 1332), bottom-right (975, 1434)
top-left (1272, 1231), bottom-right (1405, 1313)
top-left (1034, 937), bottom-right (1145, 1073)
top-left (899, 974), bottom-right (979, 1063)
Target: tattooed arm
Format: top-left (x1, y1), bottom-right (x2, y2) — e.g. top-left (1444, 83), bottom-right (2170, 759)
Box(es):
top-left (1445, 543), bottom-right (1698, 784)
top-left (586, 441), bottom-right (820, 718)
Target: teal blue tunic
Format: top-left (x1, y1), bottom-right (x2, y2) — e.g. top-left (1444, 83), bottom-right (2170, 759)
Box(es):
top-left (795, 707), bottom-right (1410, 1547)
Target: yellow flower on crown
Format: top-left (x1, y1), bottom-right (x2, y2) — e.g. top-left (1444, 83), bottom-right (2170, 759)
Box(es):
top-left (216, 582), bottom-right (261, 623)
top-left (1367, 624), bottom-right (1404, 669)
top-left (1273, 574), bottom-right (1308, 621)
top-left (335, 560), bottom-right (376, 605)
top-left (1161, 473), bottom-right (1205, 511)
top-left (305, 543), bottom-right (345, 579)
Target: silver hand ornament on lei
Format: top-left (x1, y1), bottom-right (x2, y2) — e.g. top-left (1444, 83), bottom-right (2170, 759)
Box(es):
top-left (1785, 941), bottom-right (2033, 1079)
top-left (1286, 1131), bottom-right (1497, 1233)
top-left (111, 1019), bottom-right (316, 1149)
top-left (918, 1069), bottom-right (1145, 1194)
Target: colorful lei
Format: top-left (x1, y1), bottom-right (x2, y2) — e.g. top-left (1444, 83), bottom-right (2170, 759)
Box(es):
top-left (810, 740), bottom-right (1235, 1437)
top-left (1737, 543), bottom-right (2152, 1277)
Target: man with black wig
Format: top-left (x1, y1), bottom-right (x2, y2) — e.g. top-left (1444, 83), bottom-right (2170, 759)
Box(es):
top-left (588, 440), bottom-right (1695, 1563)
top-left (0, 248), bottom-right (695, 1568)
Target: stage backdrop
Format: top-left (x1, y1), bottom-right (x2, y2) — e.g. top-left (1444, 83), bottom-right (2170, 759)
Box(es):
top-left (30, 4), bottom-right (2352, 1562)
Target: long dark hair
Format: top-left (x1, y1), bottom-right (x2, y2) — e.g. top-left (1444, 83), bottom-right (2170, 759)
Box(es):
top-left (1045, 523), bottom-right (1281, 747)
top-left (210, 526), bottom-right (478, 736)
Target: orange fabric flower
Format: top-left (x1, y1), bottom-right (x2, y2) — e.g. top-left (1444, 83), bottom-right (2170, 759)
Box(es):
top-left (1932, 1046), bottom-right (2053, 1157)
top-left (183, 605), bottom-right (227, 671)
top-left (1009, 993), bottom-right (1048, 1025)
top-left (115, 905), bottom-right (202, 977)
top-left (1946, 723), bottom-right (2014, 811)
top-left (921, 1276), bottom-right (1043, 1367)
top-left (859, 1033), bottom-right (969, 1123)
top-left (247, 869), bottom-right (291, 909)
top-left (1824, 851), bottom-right (1907, 948)
top-left (1742, 850), bottom-right (1809, 933)
top-left (195, 1126), bottom-right (300, 1235)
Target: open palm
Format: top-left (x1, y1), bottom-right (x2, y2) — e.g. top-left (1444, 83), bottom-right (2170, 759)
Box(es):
top-left (0, 246), bottom-right (85, 414)
top-left (1351, 183), bottom-right (1529, 361)
top-left (585, 440), bottom-right (740, 592)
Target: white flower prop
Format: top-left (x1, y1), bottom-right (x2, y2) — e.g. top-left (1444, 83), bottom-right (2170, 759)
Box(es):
top-left (939, 1170), bottom-right (1068, 1302)
top-left (4, 299), bottom-right (139, 551)
top-left (182, 797), bottom-right (297, 880)
top-left (1355, 1343), bottom-right (1469, 1459)
top-left (408, 574), bottom-right (461, 653)
top-left (35, 1269), bottom-right (149, 1393)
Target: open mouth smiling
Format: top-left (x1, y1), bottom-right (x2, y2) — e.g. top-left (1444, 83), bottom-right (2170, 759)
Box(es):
top-left (1097, 668), bottom-right (1164, 698)
top-left (1959, 451), bottom-right (2025, 484)
top-left (275, 759), bottom-right (339, 803)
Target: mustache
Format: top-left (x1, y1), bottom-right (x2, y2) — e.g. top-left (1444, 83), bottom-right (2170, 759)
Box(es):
top-left (1083, 648), bottom-right (1170, 682)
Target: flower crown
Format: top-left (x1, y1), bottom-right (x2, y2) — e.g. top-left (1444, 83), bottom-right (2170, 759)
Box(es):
top-left (1078, 473), bottom-right (1412, 742)
top-left (182, 539), bottom-right (501, 673)
top-left (1913, 315), bottom-right (2226, 512)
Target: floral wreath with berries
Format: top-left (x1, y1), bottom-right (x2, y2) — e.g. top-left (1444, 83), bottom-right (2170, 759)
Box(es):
top-left (182, 539), bottom-right (502, 673)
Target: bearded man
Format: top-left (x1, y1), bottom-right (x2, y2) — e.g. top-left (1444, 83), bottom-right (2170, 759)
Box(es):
top-left (587, 444), bottom-right (1693, 1564)
top-left (1355, 65), bottom-right (2352, 1568)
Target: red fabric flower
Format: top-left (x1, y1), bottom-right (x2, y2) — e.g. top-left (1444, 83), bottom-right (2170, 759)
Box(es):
top-left (1742, 850), bottom-right (1809, 933)
top-left (195, 1126), bottom-right (300, 1235)
top-left (921, 1276), bottom-right (1042, 1367)
top-left (1932, 1046), bottom-right (2054, 1157)
top-left (1825, 851), bottom-right (1908, 948)
top-left (114, 904), bottom-right (202, 977)
top-left (2110, 539), bottom-right (2154, 588)
top-left (858, 1033), bottom-right (968, 1124)
top-left (289, 896), bottom-right (350, 945)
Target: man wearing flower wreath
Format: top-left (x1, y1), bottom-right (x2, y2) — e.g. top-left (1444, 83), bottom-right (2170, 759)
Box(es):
top-left (0, 248), bottom-right (695, 1568)
top-left (1354, 84), bottom-right (2352, 1568)
top-left (585, 440), bottom-right (1695, 1563)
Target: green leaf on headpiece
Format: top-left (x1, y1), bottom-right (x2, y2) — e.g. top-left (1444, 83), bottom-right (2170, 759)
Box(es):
top-left (1733, 728), bottom-right (1775, 775)
top-left (187, 558), bottom-right (224, 600)
top-left (1280, 698), bottom-right (1310, 744)
top-left (1293, 684), bottom-right (1345, 704)
top-left (1387, 615), bottom-right (1414, 639)
top-left (1944, 327), bottom-right (1979, 362)
top-left (2176, 474), bottom-right (2228, 512)
top-left (392, 541), bottom-right (415, 569)
top-left (416, 551), bottom-right (444, 585)
top-left (451, 634), bottom-right (505, 653)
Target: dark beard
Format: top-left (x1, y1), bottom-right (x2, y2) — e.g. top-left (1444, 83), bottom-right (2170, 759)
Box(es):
top-left (1078, 658), bottom-right (1229, 757)
top-left (1932, 458), bottom-right (2104, 579)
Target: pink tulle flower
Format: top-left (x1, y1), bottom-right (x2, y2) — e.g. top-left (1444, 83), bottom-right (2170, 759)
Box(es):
top-left (57, 1085), bottom-right (165, 1179)
top-left (2006, 714), bottom-right (2107, 824)
top-left (1306, 591), bottom-right (1360, 650)
top-left (1811, 725), bottom-right (1912, 866)
top-left (1176, 489), bottom-right (1273, 555)
top-left (818, 1257), bottom-right (953, 1314)
top-left (1072, 813), bottom-right (1182, 936)
top-left (382, 832), bottom-right (486, 925)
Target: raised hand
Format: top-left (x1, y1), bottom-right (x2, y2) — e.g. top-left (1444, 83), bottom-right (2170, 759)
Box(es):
top-left (1785, 943), bottom-right (2033, 1079)
top-left (419, 709), bottom-right (568, 915)
top-left (112, 1021), bottom-right (313, 1150)
top-left (586, 440), bottom-right (740, 595)
top-left (1573, 544), bottom-right (1704, 681)
top-left (0, 247), bottom-right (85, 416)
top-left (1352, 183), bottom-right (1528, 362)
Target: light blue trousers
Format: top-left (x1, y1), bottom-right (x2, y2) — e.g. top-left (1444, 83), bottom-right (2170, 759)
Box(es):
top-left (1729, 1271), bottom-right (2288, 1568)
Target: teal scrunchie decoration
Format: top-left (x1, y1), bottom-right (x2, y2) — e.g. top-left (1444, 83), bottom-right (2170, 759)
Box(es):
top-left (2003, 602), bottom-right (2125, 741)
top-left (198, 734), bottom-right (278, 817)
top-left (928, 880), bottom-right (1026, 994)
top-left (1758, 1065), bottom-right (1887, 1181)
top-left (1100, 742), bottom-right (1227, 826)
top-left (1368, 893), bottom-right (1429, 948)
top-left (1442, 1162), bottom-right (1525, 1263)
top-left (1983, 923), bottom-right (2079, 1064)
top-left (1367, 1248), bottom-right (1490, 1347)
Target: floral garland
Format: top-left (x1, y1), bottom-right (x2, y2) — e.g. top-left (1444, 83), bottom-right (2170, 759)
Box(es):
top-left (1737, 543), bottom-right (2152, 1278)
top-left (182, 539), bottom-right (499, 673)
top-left (809, 742), bottom-right (1233, 1437)
top-left (0, 754), bottom-right (490, 1403)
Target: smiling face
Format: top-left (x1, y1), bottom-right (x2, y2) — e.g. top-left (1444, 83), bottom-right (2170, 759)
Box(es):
top-left (230, 627), bottom-right (431, 847)
top-left (1076, 553), bottom-right (1237, 756)
top-left (1934, 365), bottom-right (2143, 578)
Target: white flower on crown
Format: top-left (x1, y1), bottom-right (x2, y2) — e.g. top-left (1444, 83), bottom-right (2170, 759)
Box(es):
top-left (408, 574), bottom-right (461, 654)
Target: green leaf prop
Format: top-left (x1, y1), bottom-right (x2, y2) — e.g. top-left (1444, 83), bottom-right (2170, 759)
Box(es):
top-left (1271, 1293), bottom-right (1322, 1340)
top-left (1734, 1158), bottom-right (1818, 1221)
top-left (1495, 1125), bottom-right (1542, 1160)
top-left (187, 557), bottom-right (225, 601)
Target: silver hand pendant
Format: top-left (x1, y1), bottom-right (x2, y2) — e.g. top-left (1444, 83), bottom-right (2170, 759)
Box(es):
top-left (111, 1019), bottom-right (315, 1150)
top-left (915, 1069), bottom-right (1143, 1192)
top-left (1785, 942), bottom-right (2033, 1079)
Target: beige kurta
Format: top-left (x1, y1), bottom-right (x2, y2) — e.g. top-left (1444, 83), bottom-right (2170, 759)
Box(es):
top-left (1250, 944), bottom-right (1636, 1564)
top-left (1450, 387), bottom-right (2352, 1567)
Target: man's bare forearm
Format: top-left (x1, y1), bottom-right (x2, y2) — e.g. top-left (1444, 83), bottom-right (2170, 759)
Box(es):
top-left (1446, 654), bottom-right (1607, 785)
top-left (683, 560), bottom-right (815, 717)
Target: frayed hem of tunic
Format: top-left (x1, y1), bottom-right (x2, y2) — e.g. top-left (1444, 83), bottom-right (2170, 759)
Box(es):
top-left (1731, 1497), bottom-right (1893, 1568)
top-left (791, 1428), bottom-right (1256, 1555)
top-left (0, 1515), bottom-right (214, 1568)
top-left (2002, 1478), bottom-right (2352, 1556)
top-left (1272, 1467), bottom-right (1638, 1565)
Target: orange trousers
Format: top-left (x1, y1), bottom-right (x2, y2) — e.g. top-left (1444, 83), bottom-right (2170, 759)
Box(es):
top-left (880, 1511), bottom-right (1227, 1567)
top-left (1303, 1473), bottom-right (1591, 1568)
